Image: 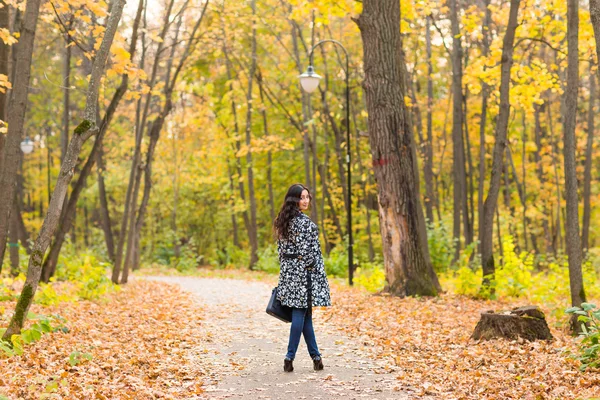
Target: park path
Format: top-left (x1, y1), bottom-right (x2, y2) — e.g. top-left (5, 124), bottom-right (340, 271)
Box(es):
top-left (146, 276), bottom-right (412, 399)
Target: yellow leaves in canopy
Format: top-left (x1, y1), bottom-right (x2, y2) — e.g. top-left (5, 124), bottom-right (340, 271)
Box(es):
top-left (287, 0), bottom-right (361, 25)
top-left (0, 74), bottom-right (12, 94)
top-left (0, 28), bottom-right (17, 46)
top-left (235, 136), bottom-right (295, 158)
top-left (461, 5), bottom-right (482, 37)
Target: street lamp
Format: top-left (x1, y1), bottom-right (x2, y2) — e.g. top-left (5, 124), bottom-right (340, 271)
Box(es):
top-left (20, 137), bottom-right (34, 154)
top-left (299, 39), bottom-right (354, 286)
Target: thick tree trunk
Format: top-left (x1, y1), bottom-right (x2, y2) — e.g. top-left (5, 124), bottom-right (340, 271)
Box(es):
top-left (0, 0), bottom-right (41, 271)
top-left (479, 0), bottom-right (521, 291)
top-left (356, 0), bottom-right (438, 297)
top-left (563, 0), bottom-right (586, 327)
top-left (2, 0), bottom-right (126, 339)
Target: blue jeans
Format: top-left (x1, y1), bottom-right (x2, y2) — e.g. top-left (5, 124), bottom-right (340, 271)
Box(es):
top-left (285, 307), bottom-right (321, 360)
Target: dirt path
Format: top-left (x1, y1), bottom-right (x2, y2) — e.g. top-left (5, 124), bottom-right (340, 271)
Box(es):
top-left (146, 276), bottom-right (409, 399)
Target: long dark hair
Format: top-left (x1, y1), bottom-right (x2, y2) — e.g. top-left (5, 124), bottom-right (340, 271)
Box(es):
top-left (273, 183), bottom-right (312, 240)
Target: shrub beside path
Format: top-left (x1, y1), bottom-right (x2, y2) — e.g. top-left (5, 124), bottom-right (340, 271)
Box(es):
top-left (147, 276), bottom-right (412, 399)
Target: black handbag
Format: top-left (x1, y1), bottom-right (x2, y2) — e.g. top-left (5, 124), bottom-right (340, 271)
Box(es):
top-left (266, 286), bottom-right (292, 323)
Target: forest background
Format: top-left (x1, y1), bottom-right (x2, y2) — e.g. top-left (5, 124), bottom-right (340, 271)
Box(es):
top-left (1, 0), bottom-right (600, 365)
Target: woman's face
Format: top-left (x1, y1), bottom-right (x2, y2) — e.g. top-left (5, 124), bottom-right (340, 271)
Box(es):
top-left (299, 189), bottom-right (310, 211)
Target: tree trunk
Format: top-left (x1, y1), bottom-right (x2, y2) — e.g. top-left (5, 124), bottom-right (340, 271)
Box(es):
top-left (0, 0), bottom-right (42, 271)
top-left (0, 1), bottom-right (10, 274)
top-left (221, 18), bottom-right (252, 264)
top-left (585, 0), bottom-right (600, 249)
top-left (244, 0), bottom-right (259, 267)
top-left (351, 93), bottom-right (375, 261)
top-left (112, 0), bottom-right (170, 284)
top-left (449, 0), bottom-right (468, 261)
top-left (480, 0), bottom-right (521, 291)
top-left (582, 71), bottom-right (595, 251)
top-left (477, 0), bottom-right (491, 254)
top-left (9, 204), bottom-right (19, 276)
top-left (256, 71), bottom-right (276, 222)
top-left (61, 36), bottom-right (71, 163)
top-left (3, 0), bottom-right (126, 339)
top-left (290, 21), bottom-right (312, 190)
top-left (39, 0), bottom-right (143, 283)
top-left (424, 15), bottom-right (436, 225)
top-left (356, 0), bottom-right (438, 297)
top-left (563, 0), bottom-right (586, 328)
top-left (96, 141), bottom-right (115, 262)
top-left (125, 1), bottom-right (209, 278)
top-left (534, 103), bottom-right (554, 254)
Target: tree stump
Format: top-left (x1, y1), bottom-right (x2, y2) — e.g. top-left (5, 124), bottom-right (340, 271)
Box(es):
top-left (471, 306), bottom-right (553, 341)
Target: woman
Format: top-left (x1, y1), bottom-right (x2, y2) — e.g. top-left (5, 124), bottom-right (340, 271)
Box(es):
top-left (273, 183), bottom-right (331, 372)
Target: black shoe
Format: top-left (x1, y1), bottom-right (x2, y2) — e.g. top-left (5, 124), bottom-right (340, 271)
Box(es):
top-left (313, 357), bottom-right (324, 371)
top-left (284, 358), bottom-right (294, 372)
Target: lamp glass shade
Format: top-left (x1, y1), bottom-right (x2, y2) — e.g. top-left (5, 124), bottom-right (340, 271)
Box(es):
top-left (20, 138), bottom-right (34, 154)
top-left (299, 66), bottom-right (322, 93)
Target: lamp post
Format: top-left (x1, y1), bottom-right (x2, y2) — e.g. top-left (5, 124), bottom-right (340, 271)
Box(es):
top-left (299, 40), bottom-right (354, 286)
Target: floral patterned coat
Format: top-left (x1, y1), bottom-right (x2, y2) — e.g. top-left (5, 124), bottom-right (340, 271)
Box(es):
top-left (276, 211), bottom-right (331, 308)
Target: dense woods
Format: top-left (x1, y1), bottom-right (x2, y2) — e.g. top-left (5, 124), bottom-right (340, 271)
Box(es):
top-left (1, 0), bottom-right (600, 395)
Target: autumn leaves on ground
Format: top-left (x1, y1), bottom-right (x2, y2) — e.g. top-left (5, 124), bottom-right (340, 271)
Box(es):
top-left (0, 267), bottom-right (598, 400)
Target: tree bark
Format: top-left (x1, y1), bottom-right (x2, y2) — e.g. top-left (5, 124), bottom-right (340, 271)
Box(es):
top-left (449, 0), bottom-right (469, 261)
top-left (96, 141), bottom-right (115, 261)
top-left (2, 0), bottom-right (126, 339)
top-left (582, 71), bottom-right (595, 252)
top-left (479, 0), bottom-right (520, 292)
top-left (563, 0), bottom-right (586, 326)
top-left (0, 0), bottom-right (41, 271)
top-left (244, 0), bottom-right (259, 267)
top-left (356, 0), bottom-right (438, 297)
top-left (424, 15), bottom-right (436, 224)
top-left (585, 0), bottom-right (600, 249)
top-left (0, 1), bottom-right (11, 274)
top-left (534, 103), bottom-right (554, 254)
top-left (256, 70), bottom-right (276, 222)
top-left (61, 28), bottom-right (72, 164)
top-left (478, 0), bottom-right (491, 254)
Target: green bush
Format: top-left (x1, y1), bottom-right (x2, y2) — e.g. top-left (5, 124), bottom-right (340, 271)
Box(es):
top-left (55, 249), bottom-right (117, 301)
top-left (210, 243), bottom-right (250, 268)
top-left (354, 261), bottom-right (385, 293)
top-left (324, 243), bottom-right (348, 278)
top-left (255, 244), bottom-right (280, 274)
top-left (427, 220), bottom-right (456, 273)
top-left (0, 313), bottom-right (66, 358)
top-left (566, 303), bottom-right (600, 371)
